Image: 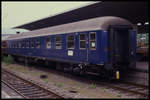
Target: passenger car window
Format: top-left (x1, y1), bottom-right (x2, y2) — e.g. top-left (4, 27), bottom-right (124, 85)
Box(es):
top-left (67, 35), bottom-right (75, 49)
top-left (23, 40), bottom-right (25, 48)
top-left (90, 32), bottom-right (96, 50)
top-left (19, 41), bottom-right (21, 48)
top-left (12, 42), bottom-right (14, 48)
top-left (55, 36), bottom-right (62, 49)
top-left (26, 40), bottom-right (29, 48)
top-left (14, 41), bottom-right (16, 48)
top-left (17, 41), bottom-right (19, 48)
top-left (36, 38), bottom-right (40, 48)
top-left (21, 41), bottom-right (24, 48)
top-left (11, 43), bottom-right (13, 48)
top-left (31, 39), bottom-right (34, 48)
top-left (13, 42), bottom-right (15, 48)
top-left (46, 37), bottom-right (51, 49)
top-left (79, 34), bottom-right (86, 49)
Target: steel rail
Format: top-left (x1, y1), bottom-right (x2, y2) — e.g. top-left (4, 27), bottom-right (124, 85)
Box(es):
top-left (2, 68), bottom-right (64, 99)
top-left (104, 82), bottom-right (149, 97)
top-left (1, 80), bottom-right (27, 98)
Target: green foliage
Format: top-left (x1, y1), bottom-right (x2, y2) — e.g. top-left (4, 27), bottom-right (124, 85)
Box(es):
top-left (104, 88), bottom-right (106, 92)
top-left (44, 79), bottom-right (49, 83)
top-left (89, 83), bottom-right (97, 89)
top-left (3, 55), bottom-right (14, 64)
top-left (117, 93), bottom-right (121, 97)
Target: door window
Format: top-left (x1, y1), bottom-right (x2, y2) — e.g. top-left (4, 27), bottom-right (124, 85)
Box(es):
top-left (90, 32), bottom-right (96, 50)
top-left (67, 35), bottom-right (75, 49)
top-left (46, 37), bottom-right (51, 49)
top-left (79, 34), bottom-right (86, 49)
top-left (55, 36), bottom-right (62, 49)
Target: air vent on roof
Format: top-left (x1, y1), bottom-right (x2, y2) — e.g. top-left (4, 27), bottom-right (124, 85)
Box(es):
top-left (16, 31), bottom-right (20, 34)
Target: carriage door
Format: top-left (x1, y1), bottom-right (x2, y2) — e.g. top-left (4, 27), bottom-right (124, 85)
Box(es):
top-left (79, 33), bottom-right (89, 62)
top-left (108, 25), bottom-right (132, 65)
top-left (88, 32), bottom-right (97, 63)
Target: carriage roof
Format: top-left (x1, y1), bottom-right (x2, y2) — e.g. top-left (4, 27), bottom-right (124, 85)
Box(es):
top-left (6, 16), bottom-right (133, 40)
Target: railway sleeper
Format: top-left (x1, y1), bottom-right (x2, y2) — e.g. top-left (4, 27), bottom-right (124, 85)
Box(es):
top-left (37, 95), bottom-right (59, 98)
top-left (129, 87), bottom-right (146, 91)
top-left (20, 90), bottom-right (45, 96)
top-left (125, 86), bottom-right (140, 89)
top-left (17, 88), bottom-right (39, 92)
top-left (13, 85), bottom-right (35, 89)
top-left (19, 89), bottom-right (44, 93)
top-left (12, 84), bottom-right (33, 87)
top-left (28, 91), bottom-right (47, 95)
top-left (28, 93), bottom-right (50, 98)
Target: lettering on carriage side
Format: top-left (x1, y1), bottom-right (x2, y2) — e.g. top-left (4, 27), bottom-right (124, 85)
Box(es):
top-left (68, 50), bottom-right (73, 56)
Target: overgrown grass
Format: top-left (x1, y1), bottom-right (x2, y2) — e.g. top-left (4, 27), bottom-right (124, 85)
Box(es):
top-left (54, 83), bottom-right (63, 88)
top-left (117, 93), bottom-right (121, 97)
top-left (2, 55), bottom-right (14, 65)
top-left (43, 79), bottom-right (49, 83)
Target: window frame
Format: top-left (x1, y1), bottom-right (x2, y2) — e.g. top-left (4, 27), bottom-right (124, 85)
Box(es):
top-left (45, 37), bottom-right (51, 49)
top-left (11, 42), bottom-right (14, 48)
top-left (79, 33), bottom-right (87, 50)
top-left (11, 42), bottom-right (13, 48)
top-left (13, 41), bottom-right (15, 48)
top-left (16, 41), bottom-right (18, 48)
top-left (19, 41), bottom-right (21, 48)
top-left (36, 38), bottom-right (40, 49)
top-left (55, 36), bottom-right (62, 49)
top-left (14, 41), bottom-right (16, 48)
top-left (21, 40), bottom-right (25, 48)
top-left (30, 39), bottom-right (35, 48)
top-left (26, 40), bottom-right (29, 48)
top-left (67, 34), bottom-right (75, 49)
top-left (89, 32), bottom-right (97, 50)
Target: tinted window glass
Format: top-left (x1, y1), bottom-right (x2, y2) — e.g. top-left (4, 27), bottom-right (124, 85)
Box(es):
top-left (90, 32), bottom-right (96, 50)
top-left (31, 39), bottom-right (34, 48)
top-left (80, 34), bottom-right (86, 40)
top-left (21, 41), bottom-right (24, 48)
top-left (17, 41), bottom-right (19, 48)
top-left (67, 35), bottom-right (75, 49)
top-left (26, 40), bottom-right (29, 48)
top-left (46, 37), bottom-right (51, 49)
top-left (55, 36), bottom-right (62, 49)
top-left (36, 38), bottom-right (40, 48)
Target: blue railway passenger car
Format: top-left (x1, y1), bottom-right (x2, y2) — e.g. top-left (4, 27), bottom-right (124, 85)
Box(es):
top-left (5, 16), bottom-right (136, 79)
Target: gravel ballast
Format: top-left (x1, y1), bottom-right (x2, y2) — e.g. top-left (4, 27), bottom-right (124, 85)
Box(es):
top-left (2, 62), bottom-right (142, 98)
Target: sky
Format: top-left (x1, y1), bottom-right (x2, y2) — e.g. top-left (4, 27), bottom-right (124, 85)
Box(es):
top-left (2, 1), bottom-right (96, 30)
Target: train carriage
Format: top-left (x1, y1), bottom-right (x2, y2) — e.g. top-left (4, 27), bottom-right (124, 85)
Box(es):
top-left (5, 16), bottom-right (136, 79)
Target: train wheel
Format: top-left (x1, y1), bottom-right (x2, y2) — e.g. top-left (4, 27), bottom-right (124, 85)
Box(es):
top-left (72, 64), bottom-right (85, 76)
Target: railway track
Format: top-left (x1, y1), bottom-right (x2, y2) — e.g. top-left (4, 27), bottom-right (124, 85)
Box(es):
top-left (80, 74), bottom-right (149, 98)
top-left (84, 75), bottom-right (149, 98)
top-left (2, 68), bottom-right (64, 99)
top-left (106, 81), bottom-right (149, 98)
